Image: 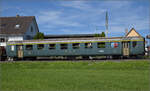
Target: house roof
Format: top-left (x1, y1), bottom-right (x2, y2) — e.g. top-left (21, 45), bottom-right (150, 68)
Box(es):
top-left (0, 15), bottom-right (38, 35)
top-left (126, 28), bottom-right (142, 37)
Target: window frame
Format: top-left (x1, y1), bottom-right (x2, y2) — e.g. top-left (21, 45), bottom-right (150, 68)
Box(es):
top-left (25, 45), bottom-right (33, 50)
top-left (0, 38), bottom-right (5, 42)
top-left (37, 44), bottom-right (44, 50)
top-left (111, 42), bottom-right (119, 48)
top-left (49, 44), bottom-right (56, 50)
top-left (85, 43), bottom-right (92, 48)
top-left (15, 24), bottom-right (20, 29)
top-left (11, 45), bottom-right (15, 51)
top-left (60, 44), bottom-right (68, 49)
top-left (31, 26), bottom-right (33, 32)
top-left (72, 43), bottom-right (80, 49)
top-left (97, 42), bottom-right (105, 48)
top-left (132, 41), bottom-right (137, 48)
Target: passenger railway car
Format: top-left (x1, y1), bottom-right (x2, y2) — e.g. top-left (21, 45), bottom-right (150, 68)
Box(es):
top-left (6, 36), bottom-right (145, 60)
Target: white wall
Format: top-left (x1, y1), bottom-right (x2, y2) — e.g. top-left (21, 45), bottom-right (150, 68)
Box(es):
top-left (8, 36), bottom-right (23, 41)
top-left (0, 42), bottom-right (6, 46)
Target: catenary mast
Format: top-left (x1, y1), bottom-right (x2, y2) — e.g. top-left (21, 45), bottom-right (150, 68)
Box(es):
top-left (105, 11), bottom-right (108, 37)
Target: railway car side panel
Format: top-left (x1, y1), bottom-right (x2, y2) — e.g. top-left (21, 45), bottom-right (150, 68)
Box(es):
top-left (6, 45), bottom-right (17, 57)
top-left (23, 44), bottom-right (36, 57)
top-left (130, 41), bottom-right (144, 55)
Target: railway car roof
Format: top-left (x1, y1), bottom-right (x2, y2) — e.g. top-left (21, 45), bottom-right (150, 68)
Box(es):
top-left (7, 36), bottom-right (144, 45)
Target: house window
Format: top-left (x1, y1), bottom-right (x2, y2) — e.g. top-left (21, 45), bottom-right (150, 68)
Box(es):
top-left (111, 42), bottom-right (119, 48)
top-left (72, 43), bottom-right (80, 49)
top-left (26, 45), bottom-right (33, 50)
top-left (31, 26), bottom-right (33, 32)
top-left (132, 41), bottom-right (137, 48)
top-left (37, 44), bottom-right (44, 50)
top-left (97, 42), bottom-right (105, 48)
top-left (60, 44), bottom-right (68, 49)
top-left (0, 38), bottom-right (5, 42)
top-left (85, 43), bottom-right (92, 48)
top-left (15, 24), bottom-right (20, 28)
top-left (49, 44), bottom-right (56, 49)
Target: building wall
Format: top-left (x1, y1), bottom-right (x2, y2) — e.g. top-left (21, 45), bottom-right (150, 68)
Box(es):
top-left (0, 42), bottom-right (6, 46)
top-left (126, 30), bottom-right (140, 37)
top-left (8, 36), bottom-right (23, 41)
top-left (24, 20), bottom-right (39, 39)
top-left (0, 36), bottom-right (23, 47)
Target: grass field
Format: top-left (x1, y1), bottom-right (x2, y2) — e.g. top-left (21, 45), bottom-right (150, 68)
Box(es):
top-left (0, 60), bottom-right (150, 91)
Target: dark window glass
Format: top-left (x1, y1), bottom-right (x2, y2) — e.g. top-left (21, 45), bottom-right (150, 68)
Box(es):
top-left (85, 43), bottom-right (92, 48)
top-left (60, 44), bottom-right (68, 49)
top-left (97, 42), bottom-right (105, 48)
top-left (0, 38), bottom-right (5, 42)
top-left (72, 43), bottom-right (80, 49)
top-left (37, 44), bottom-right (44, 50)
top-left (49, 44), bottom-right (56, 49)
top-left (132, 41), bottom-right (137, 48)
top-left (31, 27), bottom-right (33, 32)
top-left (26, 45), bottom-right (33, 50)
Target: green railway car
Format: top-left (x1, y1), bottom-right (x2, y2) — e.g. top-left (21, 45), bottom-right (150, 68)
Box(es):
top-left (6, 37), bottom-right (145, 60)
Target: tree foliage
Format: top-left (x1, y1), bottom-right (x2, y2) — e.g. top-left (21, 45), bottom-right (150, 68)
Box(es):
top-left (94, 32), bottom-right (106, 37)
top-left (33, 32), bottom-right (44, 39)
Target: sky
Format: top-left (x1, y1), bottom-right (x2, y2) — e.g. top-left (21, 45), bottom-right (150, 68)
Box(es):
top-left (0, 0), bottom-right (150, 38)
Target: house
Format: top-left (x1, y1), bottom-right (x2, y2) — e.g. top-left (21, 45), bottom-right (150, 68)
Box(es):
top-left (125, 28), bottom-right (142, 37)
top-left (0, 15), bottom-right (39, 46)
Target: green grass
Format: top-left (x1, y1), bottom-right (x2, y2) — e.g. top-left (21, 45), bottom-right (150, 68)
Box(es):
top-left (0, 60), bottom-right (150, 91)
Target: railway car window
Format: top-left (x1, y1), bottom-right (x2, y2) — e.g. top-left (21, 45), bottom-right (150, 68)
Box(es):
top-left (49, 44), bottom-right (56, 49)
top-left (11, 45), bottom-right (15, 51)
top-left (72, 43), bottom-right (80, 49)
top-left (97, 42), bottom-right (105, 48)
top-left (132, 41), bottom-right (137, 48)
top-left (60, 44), bottom-right (68, 49)
top-left (111, 42), bottom-right (119, 48)
top-left (26, 45), bottom-right (33, 50)
top-left (85, 43), bottom-right (92, 48)
top-left (0, 38), bottom-right (5, 42)
top-left (37, 44), bottom-right (44, 50)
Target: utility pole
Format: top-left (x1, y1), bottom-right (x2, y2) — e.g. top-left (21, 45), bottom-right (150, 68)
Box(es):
top-left (105, 11), bottom-right (108, 37)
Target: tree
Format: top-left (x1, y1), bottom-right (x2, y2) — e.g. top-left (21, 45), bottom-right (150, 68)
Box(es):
top-left (94, 32), bottom-right (105, 37)
top-left (94, 34), bottom-right (101, 37)
top-left (33, 32), bottom-right (44, 39)
top-left (101, 32), bottom-right (105, 37)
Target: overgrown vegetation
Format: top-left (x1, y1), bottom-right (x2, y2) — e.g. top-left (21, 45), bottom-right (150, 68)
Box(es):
top-left (0, 60), bottom-right (150, 91)
top-left (33, 32), bottom-right (44, 39)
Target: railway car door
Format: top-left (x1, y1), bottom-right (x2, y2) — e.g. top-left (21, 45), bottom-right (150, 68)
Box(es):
top-left (17, 45), bottom-right (23, 58)
top-left (122, 42), bottom-right (130, 56)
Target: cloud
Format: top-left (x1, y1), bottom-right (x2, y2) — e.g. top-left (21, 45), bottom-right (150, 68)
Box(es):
top-left (37, 10), bottom-right (84, 28)
top-left (60, 1), bottom-right (92, 11)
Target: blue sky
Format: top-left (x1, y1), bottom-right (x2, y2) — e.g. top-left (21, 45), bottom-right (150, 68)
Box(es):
top-left (1, 0), bottom-right (150, 38)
